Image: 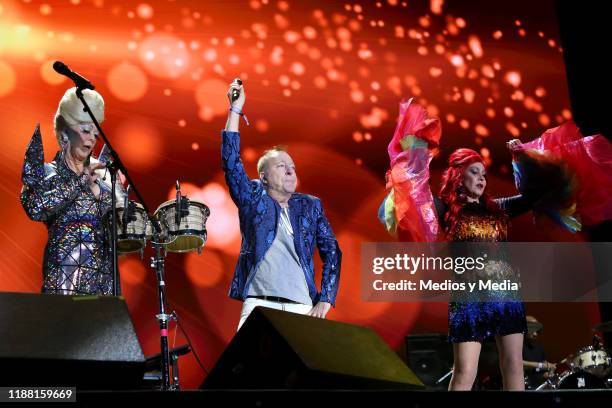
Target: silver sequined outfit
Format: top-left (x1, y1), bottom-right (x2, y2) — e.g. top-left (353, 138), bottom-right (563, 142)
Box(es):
top-left (20, 126), bottom-right (115, 295)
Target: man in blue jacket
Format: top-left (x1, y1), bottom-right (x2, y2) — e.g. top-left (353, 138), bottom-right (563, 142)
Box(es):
top-left (221, 80), bottom-right (341, 329)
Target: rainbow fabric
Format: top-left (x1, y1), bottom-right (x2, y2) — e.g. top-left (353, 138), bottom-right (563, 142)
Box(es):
top-left (378, 98), bottom-right (442, 242)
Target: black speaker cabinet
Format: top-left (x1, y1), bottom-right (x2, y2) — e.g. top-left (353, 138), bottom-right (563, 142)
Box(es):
top-left (556, 0), bottom-right (612, 139)
top-left (202, 306), bottom-right (424, 389)
top-left (0, 292), bottom-right (145, 389)
top-left (405, 333), bottom-right (453, 389)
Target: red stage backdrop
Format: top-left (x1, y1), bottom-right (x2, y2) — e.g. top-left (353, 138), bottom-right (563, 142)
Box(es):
top-left (0, 0), bottom-right (601, 387)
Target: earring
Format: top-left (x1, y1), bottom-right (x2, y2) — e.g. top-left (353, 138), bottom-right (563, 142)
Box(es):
top-left (456, 185), bottom-right (468, 200)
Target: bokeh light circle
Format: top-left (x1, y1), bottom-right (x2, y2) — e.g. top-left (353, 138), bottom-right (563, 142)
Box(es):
top-left (0, 60), bottom-right (17, 97)
top-left (185, 250), bottom-right (225, 288)
top-left (112, 119), bottom-right (163, 171)
top-left (107, 62), bottom-right (148, 101)
top-left (195, 79), bottom-right (229, 122)
top-left (138, 33), bottom-right (190, 79)
top-left (119, 257), bottom-right (147, 285)
top-left (137, 3), bottom-right (154, 19)
top-left (40, 60), bottom-right (66, 85)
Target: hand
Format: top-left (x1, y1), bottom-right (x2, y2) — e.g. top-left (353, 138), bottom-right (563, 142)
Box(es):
top-left (84, 162), bottom-right (106, 198)
top-left (306, 301), bottom-right (331, 319)
top-left (227, 79), bottom-right (245, 110)
top-left (544, 361), bottom-right (556, 371)
top-left (506, 138), bottom-right (523, 152)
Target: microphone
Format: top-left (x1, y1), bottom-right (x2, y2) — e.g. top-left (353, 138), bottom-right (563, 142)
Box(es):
top-left (175, 180), bottom-right (181, 226)
top-left (53, 61), bottom-right (95, 90)
top-left (231, 78), bottom-right (242, 102)
top-left (122, 185), bottom-right (131, 235)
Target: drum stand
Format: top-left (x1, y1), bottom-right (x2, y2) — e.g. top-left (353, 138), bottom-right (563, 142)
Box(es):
top-left (535, 377), bottom-right (554, 390)
top-left (436, 369), bottom-right (453, 385)
top-left (150, 233), bottom-right (177, 391)
top-left (71, 76), bottom-right (182, 391)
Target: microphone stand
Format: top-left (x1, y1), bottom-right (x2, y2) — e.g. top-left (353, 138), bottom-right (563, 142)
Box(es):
top-left (74, 87), bottom-right (175, 391)
top-left (75, 87), bottom-right (159, 293)
top-left (150, 233), bottom-right (174, 391)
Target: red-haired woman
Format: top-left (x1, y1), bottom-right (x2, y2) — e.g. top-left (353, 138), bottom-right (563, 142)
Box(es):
top-left (380, 98), bottom-right (612, 390)
top-left (434, 146), bottom-right (530, 391)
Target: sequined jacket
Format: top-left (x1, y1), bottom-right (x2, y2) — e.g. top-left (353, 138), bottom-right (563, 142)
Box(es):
top-left (221, 130), bottom-right (341, 305)
top-left (20, 126), bottom-right (114, 295)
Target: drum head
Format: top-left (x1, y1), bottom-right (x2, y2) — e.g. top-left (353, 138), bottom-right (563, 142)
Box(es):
top-left (558, 371), bottom-right (606, 389)
top-left (572, 346), bottom-right (611, 376)
top-left (165, 234), bottom-right (206, 253)
top-left (154, 199), bottom-right (210, 215)
top-left (117, 202), bottom-right (145, 210)
top-left (154, 199), bottom-right (176, 214)
top-left (117, 239), bottom-right (144, 253)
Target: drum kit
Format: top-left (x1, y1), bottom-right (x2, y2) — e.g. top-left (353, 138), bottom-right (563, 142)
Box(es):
top-left (465, 321), bottom-right (612, 391)
top-left (534, 331), bottom-right (612, 390)
top-left (114, 182), bottom-right (210, 257)
top-left (111, 181), bottom-right (210, 391)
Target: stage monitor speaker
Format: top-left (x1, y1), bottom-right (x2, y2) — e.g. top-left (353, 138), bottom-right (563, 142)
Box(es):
top-left (556, 0), bottom-right (612, 347)
top-left (556, 0), bottom-right (612, 139)
top-left (202, 306), bottom-right (424, 389)
top-left (404, 334), bottom-right (453, 389)
top-left (0, 292), bottom-right (145, 389)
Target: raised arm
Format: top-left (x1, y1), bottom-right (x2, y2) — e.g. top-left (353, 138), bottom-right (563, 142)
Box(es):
top-left (221, 81), bottom-right (257, 208)
top-left (499, 138), bottom-right (580, 231)
top-left (20, 126), bottom-right (88, 222)
top-left (491, 138), bottom-right (535, 218)
top-left (494, 195), bottom-right (533, 218)
top-left (379, 98), bottom-right (442, 242)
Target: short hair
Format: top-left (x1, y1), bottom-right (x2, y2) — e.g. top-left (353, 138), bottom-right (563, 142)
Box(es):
top-left (257, 145), bottom-right (288, 174)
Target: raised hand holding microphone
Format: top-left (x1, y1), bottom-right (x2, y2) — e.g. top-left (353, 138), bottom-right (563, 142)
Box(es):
top-left (225, 78), bottom-right (247, 132)
top-left (228, 78), bottom-right (245, 108)
top-left (230, 78), bottom-right (243, 103)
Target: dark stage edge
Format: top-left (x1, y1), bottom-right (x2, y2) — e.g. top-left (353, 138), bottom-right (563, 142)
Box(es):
top-left (22, 389), bottom-right (610, 407)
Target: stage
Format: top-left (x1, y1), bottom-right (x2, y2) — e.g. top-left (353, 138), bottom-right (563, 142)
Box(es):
top-left (1, 0), bottom-right (612, 401)
top-left (61, 389), bottom-right (612, 407)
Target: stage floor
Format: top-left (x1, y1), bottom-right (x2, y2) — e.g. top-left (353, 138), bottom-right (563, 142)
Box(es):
top-left (68, 389), bottom-right (612, 407)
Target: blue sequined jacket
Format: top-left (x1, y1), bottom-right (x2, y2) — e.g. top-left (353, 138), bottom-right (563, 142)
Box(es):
top-left (221, 130), bottom-right (341, 305)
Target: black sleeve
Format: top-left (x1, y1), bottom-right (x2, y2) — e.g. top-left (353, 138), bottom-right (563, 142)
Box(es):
top-left (494, 194), bottom-right (535, 218)
top-left (509, 149), bottom-right (575, 219)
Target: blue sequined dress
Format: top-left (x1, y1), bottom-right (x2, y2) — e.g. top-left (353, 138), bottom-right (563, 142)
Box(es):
top-left (434, 197), bottom-right (529, 343)
top-left (20, 126), bottom-right (115, 295)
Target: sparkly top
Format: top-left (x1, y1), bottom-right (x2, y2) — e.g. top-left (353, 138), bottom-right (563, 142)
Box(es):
top-left (20, 125), bottom-right (115, 295)
top-left (435, 197), bottom-right (523, 303)
top-left (447, 201), bottom-right (508, 242)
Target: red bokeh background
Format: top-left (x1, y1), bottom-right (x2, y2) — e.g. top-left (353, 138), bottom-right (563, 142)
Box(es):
top-left (0, 0), bottom-right (602, 387)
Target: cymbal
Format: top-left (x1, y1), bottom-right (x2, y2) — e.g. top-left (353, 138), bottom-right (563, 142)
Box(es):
top-left (593, 320), bottom-right (612, 332)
